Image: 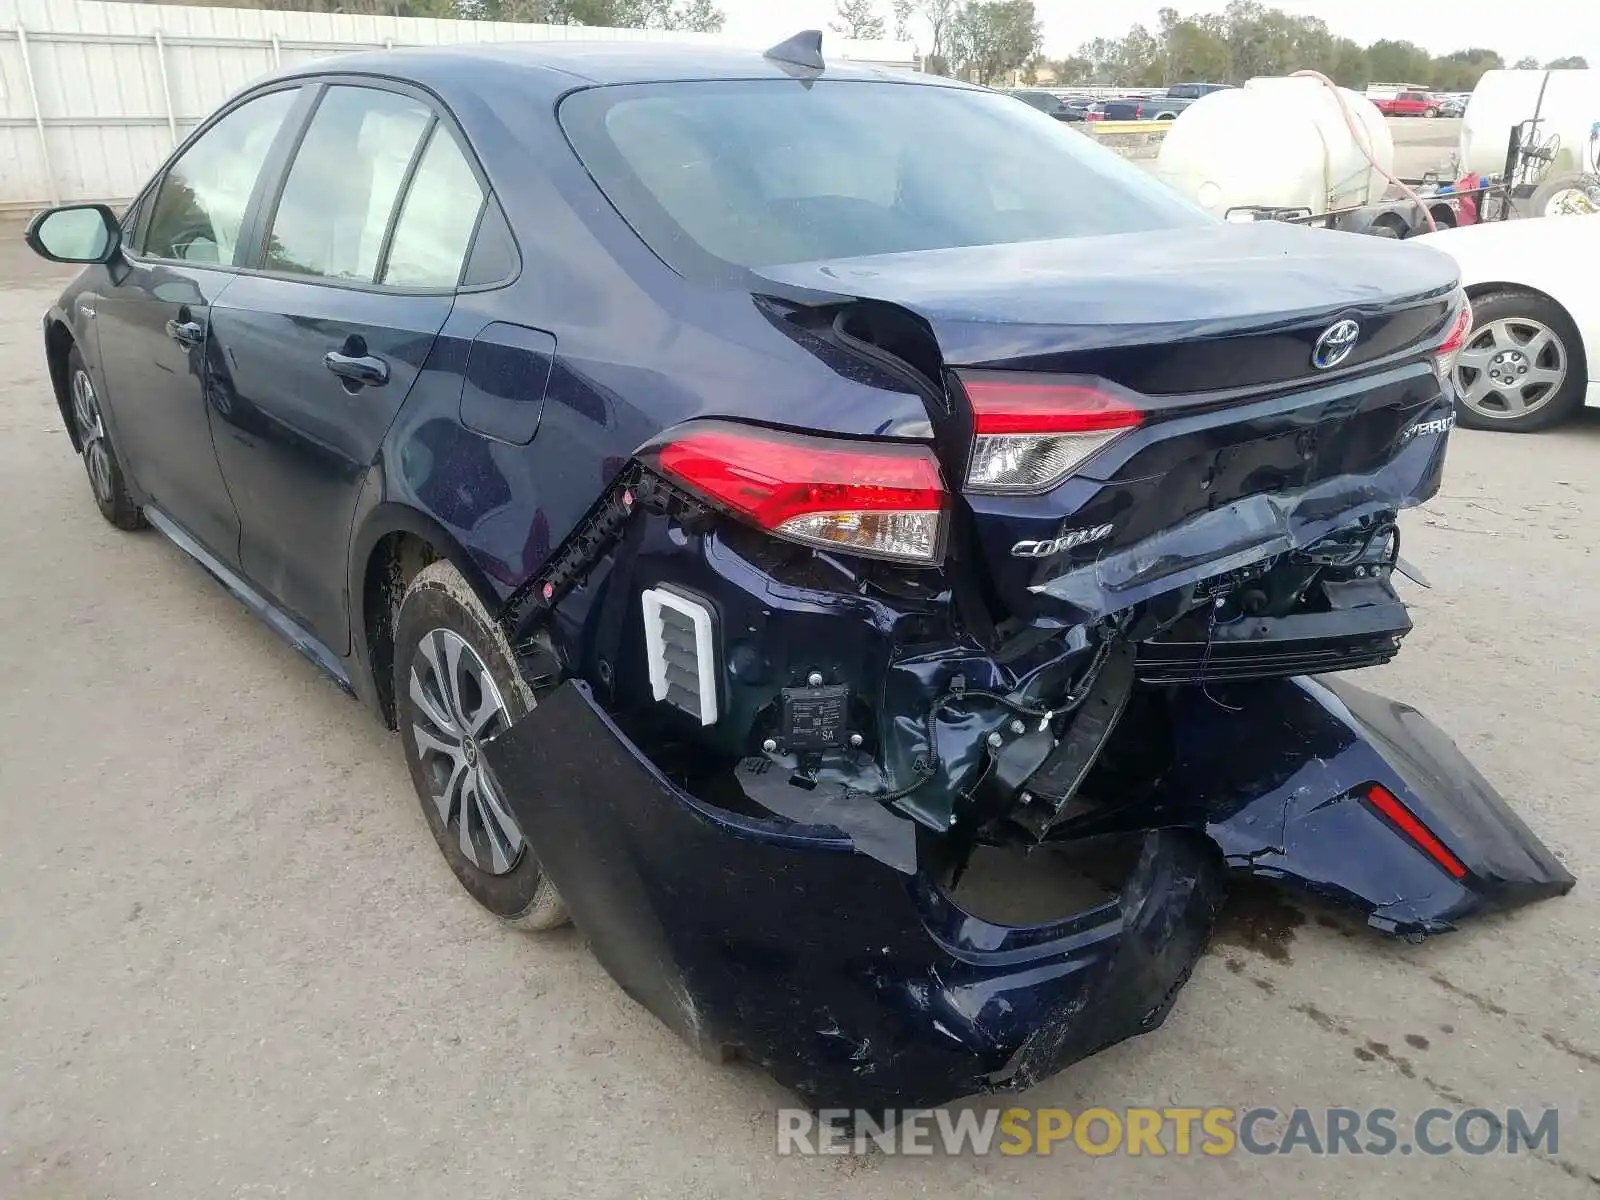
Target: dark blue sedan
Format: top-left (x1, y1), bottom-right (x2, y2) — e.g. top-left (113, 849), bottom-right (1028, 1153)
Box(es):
top-left (25, 34), bottom-right (1571, 1111)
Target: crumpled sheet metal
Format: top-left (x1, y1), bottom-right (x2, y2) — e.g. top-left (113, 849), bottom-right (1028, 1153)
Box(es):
top-left (1034, 428), bottom-right (1449, 620)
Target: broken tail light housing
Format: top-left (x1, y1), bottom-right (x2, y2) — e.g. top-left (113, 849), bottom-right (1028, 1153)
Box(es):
top-left (1363, 783), bottom-right (1468, 880)
top-left (646, 421), bottom-right (948, 565)
top-left (958, 374), bottom-right (1145, 495)
top-left (1434, 293), bottom-right (1473, 380)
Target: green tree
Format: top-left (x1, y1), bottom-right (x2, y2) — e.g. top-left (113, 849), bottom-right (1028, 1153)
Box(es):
top-left (892, 0), bottom-right (915, 41)
top-left (1076, 36), bottom-right (1123, 85)
top-left (1366, 38), bottom-right (1434, 83)
top-left (1116, 23), bottom-right (1165, 86)
top-left (1223, 0), bottom-right (1299, 78)
top-left (831, 0), bottom-right (886, 39)
top-left (1429, 48), bottom-right (1504, 92)
top-left (1051, 53), bottom-right (1094, 85)
top-left (487, 0), bottom-right (723, 27)
top-left (1546, 55), bottom-right (1588, 69)
top-left (949, 0), bottom-right (1042, 84)
top-left (1158, 7), bottom-right (1231, 83)
top-left (1286, 14), bottom-right (1337, 76)
top-left (915, 0), bottom-right (960, 74)
top-left (1330, 37), bottom-right (1367, 87)
top-left (1513, 55), bottom-right (1541, 70)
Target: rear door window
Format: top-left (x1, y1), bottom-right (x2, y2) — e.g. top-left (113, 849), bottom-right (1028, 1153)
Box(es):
top-left (381, 126), bottom-right (487, 288)
top-left (142, 88), bottom-right (300, 266)
top-left (262, 85), bottom-right (432, 283)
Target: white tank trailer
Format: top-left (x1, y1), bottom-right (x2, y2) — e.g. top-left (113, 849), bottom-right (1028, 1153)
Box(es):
top-left (1460, 69), bottom-right (1600, 216)
top-left (1155, 75), bottom-right (1458, 236)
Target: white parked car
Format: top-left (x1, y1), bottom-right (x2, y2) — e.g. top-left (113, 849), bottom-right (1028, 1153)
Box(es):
top-left (1414, 213), bottom-right (1600, 431)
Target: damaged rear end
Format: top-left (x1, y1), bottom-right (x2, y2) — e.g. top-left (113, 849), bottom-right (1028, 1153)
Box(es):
top-left (482, 79), bottom-right (1572, 1109)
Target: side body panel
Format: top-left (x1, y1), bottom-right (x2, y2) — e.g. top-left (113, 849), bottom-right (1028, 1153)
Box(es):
top-left (207, 275), bottom-right (453, 649)
top-left (91, 260), bottom-right (243, 561)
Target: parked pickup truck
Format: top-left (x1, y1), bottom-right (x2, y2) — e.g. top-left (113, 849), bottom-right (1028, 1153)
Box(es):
top-left (1375, 90), bottom-right (1443, 118)
top-left (1101, 82), bottom-right (1232, 121)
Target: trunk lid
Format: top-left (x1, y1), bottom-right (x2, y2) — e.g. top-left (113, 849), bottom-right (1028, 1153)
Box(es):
top-left (755, 223), bottom-right (1459, 390)
top-left (754, 223), bottom-right (1461, 620)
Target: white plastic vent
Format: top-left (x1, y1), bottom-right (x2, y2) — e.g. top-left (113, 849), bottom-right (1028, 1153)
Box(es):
top-left (641, 587), bottom-right (718, 726)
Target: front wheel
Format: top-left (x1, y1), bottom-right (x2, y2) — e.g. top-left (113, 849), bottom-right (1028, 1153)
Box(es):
top-left (1424, 107), bottom-right (1440, 118)
top-left (1451, 290), bottom-right (1588, 432)
top-left (67, 348), bottom-right (144, 531)
top-left (394, 559), bottom-right (568, 930)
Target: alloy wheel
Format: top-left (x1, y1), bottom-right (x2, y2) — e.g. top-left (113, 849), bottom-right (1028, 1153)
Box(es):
top-left (1452, 317), bottom-right (1568, 419)
top-left (71, 369), bottom-right (114, 506)
top-left (1541, 186), bottom-right (1600, 217)
top-left (407, 628), bottom-right (526, 876)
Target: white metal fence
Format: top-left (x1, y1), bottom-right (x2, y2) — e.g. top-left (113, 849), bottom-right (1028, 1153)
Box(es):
top-left (0, 0), bottom-right (916, 213)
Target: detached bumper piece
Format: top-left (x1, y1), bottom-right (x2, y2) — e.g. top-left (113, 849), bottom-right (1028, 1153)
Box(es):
top-left (485, 681), bottom-right (1223, 1112)
top-left (1061, 675), bottom-right (1575, 937)
top-left (485, 678), bottom-right (1572, 1108)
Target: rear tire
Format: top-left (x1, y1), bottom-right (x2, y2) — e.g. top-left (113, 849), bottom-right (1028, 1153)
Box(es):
top-left (1451, 290), bottom-right (1587, 432)
top-left (394, 560), bottom-right (568, 931)
top-left (66, 348), bottom-right (144, 531)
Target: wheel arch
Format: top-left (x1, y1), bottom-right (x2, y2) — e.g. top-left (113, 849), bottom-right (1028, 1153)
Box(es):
top-left (44, 317), bottom-right (82, 452)
top-left (349, 503), bottom-right (510, 729)
top-left (1462, 281), bottom-right (1590, 376)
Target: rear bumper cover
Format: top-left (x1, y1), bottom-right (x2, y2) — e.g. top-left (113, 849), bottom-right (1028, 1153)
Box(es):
top-left (484, 676), bottom-right (1572, 1109)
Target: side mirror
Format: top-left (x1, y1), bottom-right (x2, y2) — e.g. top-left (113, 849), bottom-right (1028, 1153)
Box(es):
top-left (24, 203), bottom-right (122, 265)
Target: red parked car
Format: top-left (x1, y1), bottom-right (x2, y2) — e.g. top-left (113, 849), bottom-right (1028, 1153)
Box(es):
top-left (1376, 90), bottom-right (1442, 118)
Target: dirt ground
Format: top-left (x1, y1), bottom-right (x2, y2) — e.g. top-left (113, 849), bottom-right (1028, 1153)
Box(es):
top-left (1, 236), bottom-right (1597, 1199)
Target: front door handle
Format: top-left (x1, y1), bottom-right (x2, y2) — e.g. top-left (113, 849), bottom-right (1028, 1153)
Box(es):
top-left (166, 318), bottom-right (205, 347)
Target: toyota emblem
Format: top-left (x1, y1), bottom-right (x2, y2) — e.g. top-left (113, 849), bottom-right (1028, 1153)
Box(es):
top-left (1312, 319), bottom-right (1361, 370)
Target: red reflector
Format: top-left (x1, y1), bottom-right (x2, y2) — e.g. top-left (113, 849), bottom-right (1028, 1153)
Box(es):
top-left (1364, 784), bottom-right (1468, 879)
top-left (657, 428), bottom-right (944, 526)
top-left (1437, 302), bottom-right (1472, 357)
top-left (963, 380), bottom-right (1145, 435)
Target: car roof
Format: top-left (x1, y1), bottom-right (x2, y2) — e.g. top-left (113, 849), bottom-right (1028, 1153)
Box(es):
top-left (282, 40), bottom-right (959, 100)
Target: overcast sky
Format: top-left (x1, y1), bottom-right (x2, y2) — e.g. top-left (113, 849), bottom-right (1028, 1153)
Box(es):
top-left (718, 0), bottom-right (1598, 69)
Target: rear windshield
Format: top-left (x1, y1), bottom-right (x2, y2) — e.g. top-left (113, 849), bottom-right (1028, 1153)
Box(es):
top-left (559, 79), bottom-right (1209, 279)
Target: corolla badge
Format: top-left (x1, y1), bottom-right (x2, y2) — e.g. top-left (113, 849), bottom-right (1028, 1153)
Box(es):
top-left (1311, 318), bottom-right (1361, 370)
top-left (1011, 522), bottom-right (1115, 558)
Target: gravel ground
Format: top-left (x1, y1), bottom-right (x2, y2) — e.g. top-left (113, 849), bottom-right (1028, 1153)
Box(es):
top-left (1, 237), bottom-right (1597, 1199)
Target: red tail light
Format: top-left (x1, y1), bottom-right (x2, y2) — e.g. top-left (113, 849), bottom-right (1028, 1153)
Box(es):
top-left (649, 422), bottom-right (947, 564)
top-left (959, 374), bottom-right (1144, 495)
top-left (1364, 784), bottom-right (1468, 879)
top-left (1434, 294), bottom-right (1473, 380)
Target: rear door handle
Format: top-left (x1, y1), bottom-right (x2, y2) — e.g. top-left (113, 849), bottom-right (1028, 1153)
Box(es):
top-left (324, 349), bottom-right (390, 388)
top-left (166, 318), bottom-right (205, 347)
